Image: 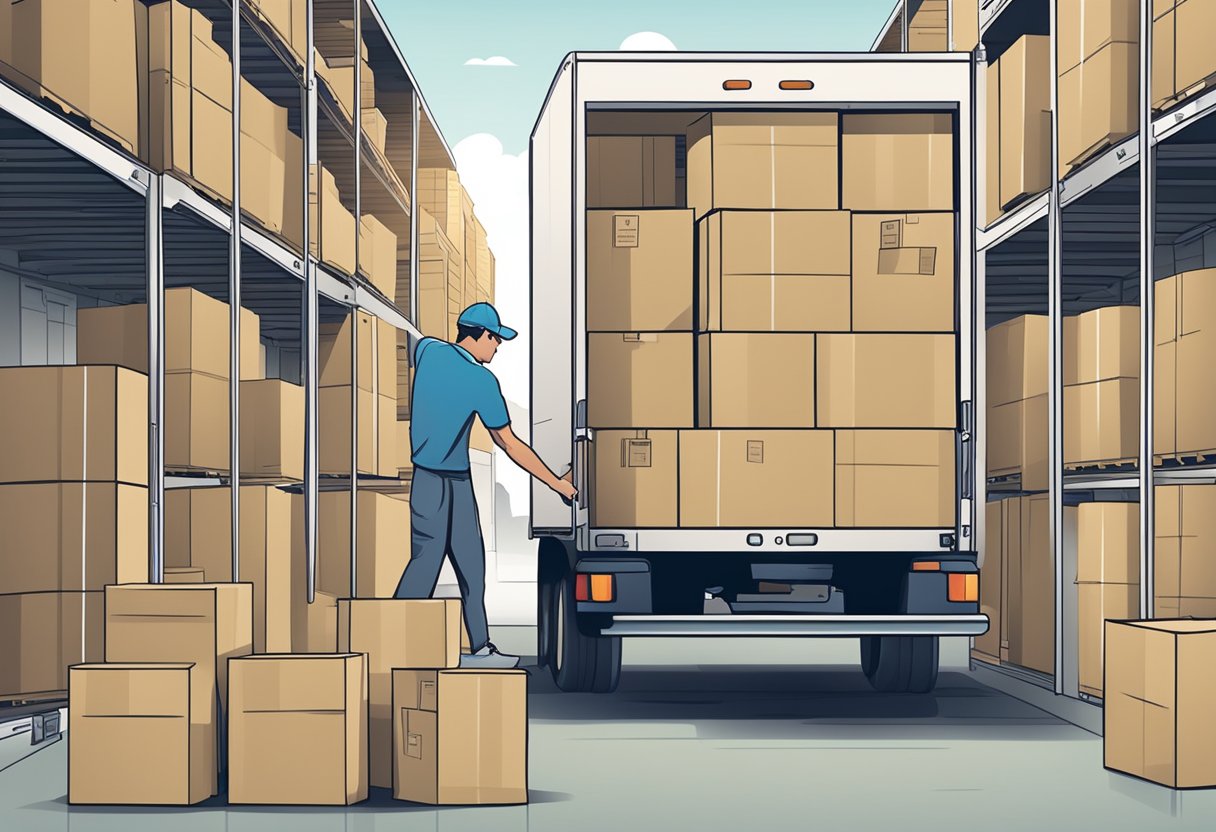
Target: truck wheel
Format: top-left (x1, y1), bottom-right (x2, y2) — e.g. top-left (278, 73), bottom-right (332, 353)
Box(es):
top-left (536, 576), bottom-right (555, 669)
top-left (860, 636), bottom-right (939, 694)
top-left (548, 573), bottom-right (621, 693)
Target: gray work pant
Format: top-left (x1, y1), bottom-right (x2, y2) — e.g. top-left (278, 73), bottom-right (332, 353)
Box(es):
top-left (394, 466), bottom-right (490, 652)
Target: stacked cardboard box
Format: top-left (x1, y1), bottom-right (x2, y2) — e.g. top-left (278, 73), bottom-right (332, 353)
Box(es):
top-left (1156, 269), bottom-right (1216, 458)
top-left (1151, 0), bottom-right (1216, 111)
top-left (0, 365), bottom-right (148, 699)
top-left (985, 59), bottom-right (1001, 225)
top-left (248, 0), bottom-right (307, 65)
top-left (974, 500), bottom-right (1006, 665)
top-left (77, 287), bottom-right (264, 473)
top-left (987, 315), bottom-right (1048, 491)
top-left (310, 164), bottom-right (357, 275)
top-left (907, 0), bottom-right (948, 52)
top-left (1076, 502), bottom-right (1139, 697)
top-left (587, 136), bottom-right (679, 208)
top-left (314, 490), bottom-right (410, 598)
top-left (417, 206), bottom-right (463, 339)
top-left (417, 169), bottom-right (477, 339)
top-left (1063, 305), bottom-right (1139, 467)
top-left (359, 212), bottom-right (398, 299)
top-left (992, 35), bottom-right (1051, 214)
top-left (319, 311), bottom-right (398, 476)
top-left (1057, 0), bottom-right (1138, 173)
top-left (841, 114), bottom-right (954, 211)
top-left (1155, 485), bottom-right (1216, 617)
top-left (312, 22), bottom-right (375, 123)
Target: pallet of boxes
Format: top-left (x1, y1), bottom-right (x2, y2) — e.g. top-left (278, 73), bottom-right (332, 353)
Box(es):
top-left (586, 112), bottom-right (957, 558)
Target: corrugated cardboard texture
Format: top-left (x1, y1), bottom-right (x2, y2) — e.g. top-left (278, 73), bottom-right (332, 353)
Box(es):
top-left (314, 490), bottom-right (410, 598)
top-left (835, 431), bottom-right (955, 528)
top-left (68, 663), bottom-right (210, 805)
top-left (678, 430), bottom-right (833, 528)
top-left (165, 370), bottom-right (230, 473)
top-left (851, 212), bottom-right (954, 332)
top-left (998, 35), bottom-right (1052, 210)
top-left (816, 334), bottom-right (956, 428)
top-left (104, 583), bottom-right (254, 796)
top-left (392, 669), bottom-right (528, 805)
top-left (1077, 583), bottom-right (1139, 696)
top-left (1077, 502), bottom-right (1139, 584)
top-left (987, 395), bottom-right (1048, 491)
top-left (228, 654), bottom-right (368, 805)
top-left (1064, 306), bottom-right (1140, 386)
top-left (238, 379), bottom-right (304, 481)
top-left (1059, 41), bottom-right (1138, 169)
top-left (697, 334), bottom-right (814, 428)
top-left (0, 591), bottom-right (102, 700)
top-left (588, 333), bottom-right (693, 428)
top-left (687, 113), bottom-right (839, 220)
top-left (0, 365), bottom-right (148, 486)
top-left (1064, 378), bottom-right (1139, 465)
top-left (841, 114), bottom-right (954, 212)
top-left (587, 136), bottom-right (679, 208)
top-left (0, 483), bottom-right (148, 593)
top-left (699, 210), bottom-right (851, 332)
top-left (337, 599), bottom-right (461, 788)
top-left (587, 210), bottom-right (694, 331)
top-left (591, 430), bottom-right (679, 528)
top-left (987, 315), bottom-right (1049, 408)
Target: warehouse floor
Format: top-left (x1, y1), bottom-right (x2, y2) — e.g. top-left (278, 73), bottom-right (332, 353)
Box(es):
top-left (2, 631), bottom-right (1215, 831)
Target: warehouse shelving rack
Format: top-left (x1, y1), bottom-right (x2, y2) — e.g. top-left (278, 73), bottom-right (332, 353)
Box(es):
top-left (0, 0), bottom-right (459, 617)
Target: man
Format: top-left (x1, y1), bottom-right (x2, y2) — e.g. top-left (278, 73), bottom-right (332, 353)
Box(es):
top-left (396, 302), bottom-right (577, 668)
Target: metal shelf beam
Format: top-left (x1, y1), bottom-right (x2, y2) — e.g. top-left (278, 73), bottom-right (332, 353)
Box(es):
top-left (979, 190), bottom-right (1049, 250)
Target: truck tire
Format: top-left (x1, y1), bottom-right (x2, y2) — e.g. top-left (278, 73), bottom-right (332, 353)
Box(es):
top-left (547, 573), bottom-right (621, 693)
top-left (860, 636), bottom-right (939, 694)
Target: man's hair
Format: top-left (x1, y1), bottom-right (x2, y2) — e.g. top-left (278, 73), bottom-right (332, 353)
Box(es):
top-left (456, 324), bottom-right (487, 343)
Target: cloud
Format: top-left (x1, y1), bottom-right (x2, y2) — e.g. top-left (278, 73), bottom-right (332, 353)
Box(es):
top-left (619, 31), bottom-right (677, 51)
top-left (464, 56), bottom-right (517, 67)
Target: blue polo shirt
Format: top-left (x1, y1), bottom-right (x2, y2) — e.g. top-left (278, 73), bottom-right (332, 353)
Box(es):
top-left (410, 337), bottom-right (510, 472)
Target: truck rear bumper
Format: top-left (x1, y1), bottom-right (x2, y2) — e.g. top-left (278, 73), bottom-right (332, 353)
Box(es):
top-left (600, 614), bottom-right (989, 638)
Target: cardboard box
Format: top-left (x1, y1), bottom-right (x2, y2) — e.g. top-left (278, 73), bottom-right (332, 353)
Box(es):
top-left (987, 315), bottom-right (1049, 408)
top-left (239, 380), bottom-right (304, 481)
top-left (587, 333), bottom-right (693, 428)
top-left (6, 0), bottom-right (140, 154)
top-left (1057, 0), bottom-right (1138, 75)
top-left (77, 287), bottom-right (262, 380)
top-left (591, 430), bottom-right (679, 528)
top-left (68, 663), bottom-right (210, 805)
top-left (975, 500), bottom-right (1005, 662)
top-left (0, 483), bottom-right (148, 594)
top-left (687, 113), bottom-right (839, 219)
top-left (337, 599), bottom-right (462, 788)
top-left (1176, 0), bottom-right (1216, 100)
top-left (0, 591), bottom-right (102, 700)
top-left (851, 212), bottom-right (955, 332)
top-left (696, 333), bottom-right (814, 428)
top-left (397, 419), bottom-right (413, 475)
top-left (104, 583), bottom-right (254, 795)
top-left (417, 169), bottom-right (467, 249)
top-left (1104, 619), bottom-right (1216, 788)
top-left (841, 114), bottom-right (954, 212)
top-left (164, 567), bottom-right (206, 583)
top-left (310, 165), bottom-right (357, 275)
top-left (316, 490), bottom-right (410, 598)
top-left (0, 0), bottom-right (10, 67)
top-left (985, 59), bottom-right (1002, 225)
top-left (1064, 378), bottom-right (1138, 465)
top-left (1152, 2), bottom-right (1178, 109)
top-left (586, 210), bottom-right (694, 332)
top-left (1078, 583), bottom-right (1140, 697)
top-left (679, 430), bottom-right (834, 528)
top-left (835, 431), bottom-right (955, 528)
top-left (699, 210), bottom-right (851, 333)
top-left (1059, 42), bottom-right (1138, 169)
top-left (282, 131), bottom-right (304, 249)
top-left (1064, 305), bottom-right (1140, 386)
top-left (1177, 328), bottom-right (1216, 455)
top-left (249, 0), bottom-right (307, 64)
top-left (1154, 484), bottom-right (1216, 599)
top-left (999, 35), bottom-right (1052, 210)
top-left (587, 136), bottom-right (678, 208)
top-left (1077, 502), bottom-right (1139, 584)
top-left (319, 311), bottom-right (396, 396)
top-left (228, 654), bottom-right (368, 805)
top-left (0, 365), bottom-right (147, 486)
top-left (165, 370), bottom-right (230, 473)
top-left (290, 582), bottom-right (339, 653)
top-left (362, 107), bottom-right (388, 153)
top-left (1155, 339), bottom-right (1177, 457)
top-left (165, 486), bottom-right (294, 653)
top-left (816, 334), bottom-right (956, 428)
top-left (392, 669), bottom-right (528, 805)
top-left (1005, 494), bottom-right (1060, 675)
top-left (319, 388), bottom-right (395, 476)
top-left (987, 394), bottom-right (1049, 491)
top-left (360, 213), bottom-right (398, 299)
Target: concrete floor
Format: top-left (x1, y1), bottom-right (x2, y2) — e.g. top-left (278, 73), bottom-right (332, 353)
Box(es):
top-left (3, 631), bottom-right (1216, 832)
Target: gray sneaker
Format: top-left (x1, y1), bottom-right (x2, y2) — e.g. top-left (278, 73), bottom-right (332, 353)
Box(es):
top-left (460, 642), bottom-right (521, 669)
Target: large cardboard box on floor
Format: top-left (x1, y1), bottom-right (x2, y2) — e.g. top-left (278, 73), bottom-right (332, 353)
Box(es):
top-left (1064, 305), bottom-right (1140, 386)
top-left (988, 395), bottom-right (1048, 491)
top-left (338, 599), bottom-right (462, 789)
top-left (987, 315), bottom-right (1048, 408)
top-left (686, 113), bottom-right (839, 219)
top-left (591, 430), bottom-right (679, 528)
top-left (0, 483), bottom-right (148, 593)
top-left (1059, 42), bottom-right (1138, 170)
top-left (77, 287), bottom-right (262, 380)
top-left (228, 654), bottom-right (368, 806)
top-left (0, 591), bottom-right (102, 700)
top-left (1078, 583), bottom-right (1139, 697)
top-left (239, 379), bottom-right (304, 481)
top-left (697, 334), bottom-right (815, 428)
top-left (851, 212), bottom-right (955, 332)
top-left (587, 209), bottom-right (694, 332)
top-left (699, 210), bottom-right (851, 333)
top-left (165, 486), bottom-right (294, 653)
top-left (104, 583), bottom-right (254, 795)
top-left (0, 365), bottom-right (147, 486)
top-left (291, 587), bottom-right (339, 653)
top-left (69, 663), bottom-right (210, 806)
top-left (1105, 619), bottom-right (1216, 788)
top-left (392, 669), bottom-right (528, 805)
top-left (835, 431), bottom-right (955, 528)
top-left (587, 135), bottom-right (678, 208)
top-left (999, 35), bottom-right (1052, 210)
top-left (165, 370), bottom-right (230, 473)
top-left (841, 114), bottom-right (954, 212)
top-left (816, 334), bottom-right (956, 429)
top-left (4, 0), bottom-right (140, 154)
top-left (588, 333), bottom-right (693, 428)
top-left (316, 490), bottom-right (410, 598)
top-left (1064, 378), bottom-right (1138, 466)
top-left (679, 430), bottom-right (834, 528)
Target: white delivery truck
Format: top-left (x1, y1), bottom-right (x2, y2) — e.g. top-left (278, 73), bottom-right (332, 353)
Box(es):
top-left (530, 52), bottom-right (988, 693)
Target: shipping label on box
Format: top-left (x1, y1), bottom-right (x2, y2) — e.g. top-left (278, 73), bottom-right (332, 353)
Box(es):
top-left (587, 210), bottom-right (694, 332)
top-left (852, 213), bottom-right (955, 332)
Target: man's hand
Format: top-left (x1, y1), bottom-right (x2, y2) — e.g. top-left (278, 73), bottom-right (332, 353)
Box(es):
top-left (553, 477), bottom-right (578, 503)
top-left (491, 424), bottom-right (580, 503)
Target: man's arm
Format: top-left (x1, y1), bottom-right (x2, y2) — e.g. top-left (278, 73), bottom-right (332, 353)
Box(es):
top-left (489, 424), bottom-right (577, 501)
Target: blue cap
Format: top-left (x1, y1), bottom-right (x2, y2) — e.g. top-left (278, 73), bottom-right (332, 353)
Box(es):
top-left (457, 302), bottom-right (517, 341)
